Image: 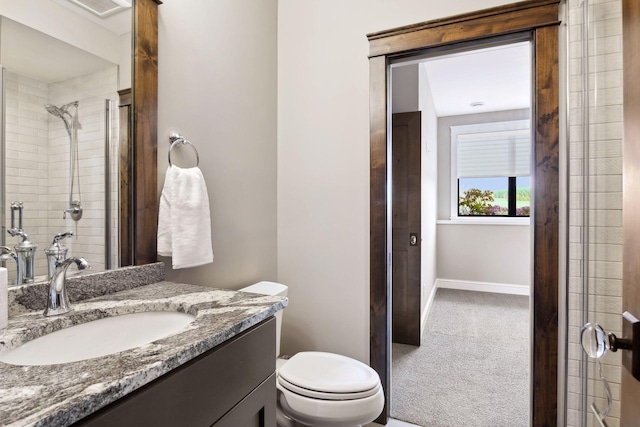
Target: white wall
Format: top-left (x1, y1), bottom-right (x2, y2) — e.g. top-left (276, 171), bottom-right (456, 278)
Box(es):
top-left (119, 32), bottom-right (131, 89)
top-left (418, 64), bottom-right (438, 317)
top-left (437, 224), bottom-right (530, 286)
top-left (277, 0), bottom-right (516, 362)
top-left (157, 0), bottom-right (278, 289)
top-left (392, 63), bottom-right (438, 332)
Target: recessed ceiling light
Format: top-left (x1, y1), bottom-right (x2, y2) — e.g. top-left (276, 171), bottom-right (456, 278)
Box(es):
top-left (470, 101), bottom-right (485, 107)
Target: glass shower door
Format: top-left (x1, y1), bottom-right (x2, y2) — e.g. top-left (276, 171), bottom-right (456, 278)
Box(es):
top-left (566, 0), bottom-right (624, 426)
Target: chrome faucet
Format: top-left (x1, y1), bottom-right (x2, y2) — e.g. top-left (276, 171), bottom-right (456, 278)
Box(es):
top-left (44, 232), bottom-right (74, 280)
top-left (44, 257), bottom-right (90, 317)
top-left (0, 246), bottom-right (18, 280)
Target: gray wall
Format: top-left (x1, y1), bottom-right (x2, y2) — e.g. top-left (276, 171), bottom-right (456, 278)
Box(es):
top-left (278, 0), bottom-right (525, 361)
top-left (392, 64), bottom-right (419, 113)
top-left (418, 64), bottom-right (438, 323)
top-left (158, 0), bottom-right (278, 288)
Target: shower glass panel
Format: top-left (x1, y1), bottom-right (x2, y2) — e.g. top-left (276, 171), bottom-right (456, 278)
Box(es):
top-left (567, 0), bottom-right (624, 426)
top-left (1, 68), bottom-right (118, 285)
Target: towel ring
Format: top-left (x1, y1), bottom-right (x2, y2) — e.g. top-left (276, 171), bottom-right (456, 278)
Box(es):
top-left (168, 132), bottom-right (200, 167)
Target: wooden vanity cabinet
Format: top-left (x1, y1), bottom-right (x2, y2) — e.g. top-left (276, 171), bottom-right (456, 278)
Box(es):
top-left (74, 317), bottom-right (276, 427)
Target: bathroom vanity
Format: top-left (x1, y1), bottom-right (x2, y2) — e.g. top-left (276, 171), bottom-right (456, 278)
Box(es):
top-left (76, 319), bottom-right (276, 427)
top-left (0, 263), bottom-right (286, 426)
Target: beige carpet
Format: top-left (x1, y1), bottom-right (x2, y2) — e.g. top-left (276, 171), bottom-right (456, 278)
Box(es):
top-left (391, 288), bottom-right (530, 427)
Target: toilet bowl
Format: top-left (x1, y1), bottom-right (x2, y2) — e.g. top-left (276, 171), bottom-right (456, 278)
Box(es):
top-left (240, 282), bottom-right (384, 427)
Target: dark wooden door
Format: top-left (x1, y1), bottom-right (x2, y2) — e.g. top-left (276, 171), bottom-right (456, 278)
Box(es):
top-left (621, 0), bottom-right (640, 424)
top-left (391, 112), bottom-right (421, 346)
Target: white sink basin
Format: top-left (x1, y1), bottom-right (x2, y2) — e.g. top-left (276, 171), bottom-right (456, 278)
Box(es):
top-left (0, 311), bottom-right (196, 366)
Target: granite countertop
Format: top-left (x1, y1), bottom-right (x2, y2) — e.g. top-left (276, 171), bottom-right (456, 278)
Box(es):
top-left (0, 276), bottom-right (287, 427)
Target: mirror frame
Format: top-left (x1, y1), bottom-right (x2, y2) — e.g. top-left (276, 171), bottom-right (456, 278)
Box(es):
top-left (128, 0), bottom-right (161, 265)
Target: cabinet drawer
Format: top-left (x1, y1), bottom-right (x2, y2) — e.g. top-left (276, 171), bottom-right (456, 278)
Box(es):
top-left (213, 374), bottom-right (276, 427)
top-left (75, 317), bottom-right (276, 427)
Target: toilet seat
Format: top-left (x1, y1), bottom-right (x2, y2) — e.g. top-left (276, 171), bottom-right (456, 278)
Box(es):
top-left (278, 375), bottom-right (381, 400)
top-left (278, 351), bottom-right (380, 395)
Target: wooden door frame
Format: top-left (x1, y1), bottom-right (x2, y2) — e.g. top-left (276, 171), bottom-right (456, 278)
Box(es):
top-left (131, 0), bottom-right (161, 265)
top-left (368, 1), bottom-right (561, 425)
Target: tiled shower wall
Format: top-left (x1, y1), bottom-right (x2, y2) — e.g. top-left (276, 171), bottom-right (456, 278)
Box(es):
top-left (567, 0), bottom-right (624, 426)
top-left (4, 66), bottom-right (119, 283)
top-left (49, 67), bottom-right (120, 273)
top-left (4, 73), bottom-right (50, 279)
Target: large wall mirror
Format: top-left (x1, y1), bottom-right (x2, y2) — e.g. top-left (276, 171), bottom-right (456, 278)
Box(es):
top-left (0, 0), bottom-right (159, 286)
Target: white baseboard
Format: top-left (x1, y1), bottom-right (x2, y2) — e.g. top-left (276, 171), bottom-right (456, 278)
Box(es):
top-left (435, 278), bottom-right (530, 296)
top-left (421, 282), bottom-right (438, 334)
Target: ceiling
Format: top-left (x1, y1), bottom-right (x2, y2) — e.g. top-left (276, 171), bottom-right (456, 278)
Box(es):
top-left (416, 42), bottom-right (531, 117)
top-left (50, 0), bottom-right (131, 35)
top-left (1, 0), bottom-right (131, 83)
top-left (1, 17), bottom-right (115, 83)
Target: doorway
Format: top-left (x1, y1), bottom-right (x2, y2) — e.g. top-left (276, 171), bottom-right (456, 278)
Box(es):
top-left (389, 40), bottom-right (533, 425)
top-left (368, 1), bottom-right (560, 425)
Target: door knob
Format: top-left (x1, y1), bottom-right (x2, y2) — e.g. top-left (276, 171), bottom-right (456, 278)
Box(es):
top-left (410, 233), bottom-right (418, 246)
top-left (581, 311), bottom-right (640, 381)
top-left (581, 323), bottom-right (626, 359)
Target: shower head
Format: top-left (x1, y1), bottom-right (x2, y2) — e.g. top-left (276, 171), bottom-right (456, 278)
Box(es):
top-left (45, 104), bottom-right (65, 119)
top-left (45, 101), bottom-right (78, 119)
top-left (45, 101), bottom-right (78, 135)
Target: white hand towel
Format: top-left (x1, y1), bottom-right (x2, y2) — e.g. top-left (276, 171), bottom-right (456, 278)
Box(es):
top-left (157, 166), bottom-right (214, 269)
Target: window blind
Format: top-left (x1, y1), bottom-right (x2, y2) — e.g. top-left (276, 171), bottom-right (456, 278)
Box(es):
top-left (456, 129), bottom-right (530, 178)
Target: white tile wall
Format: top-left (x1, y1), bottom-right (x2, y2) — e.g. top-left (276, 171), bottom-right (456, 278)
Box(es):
top-left (567, 0), bottom-right (623, 426)
top-left (4, 72), bottom-right (49, 282)
top-left (3, 67), bottom-right (119, 283)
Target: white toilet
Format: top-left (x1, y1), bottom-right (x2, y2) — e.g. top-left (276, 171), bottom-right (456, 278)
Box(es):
top-left (240, 281), bottom-right (384, 427)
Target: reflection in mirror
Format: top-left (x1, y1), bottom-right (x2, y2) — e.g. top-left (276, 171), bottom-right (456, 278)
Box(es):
top-left (0, 1), bottom-right (132, 285)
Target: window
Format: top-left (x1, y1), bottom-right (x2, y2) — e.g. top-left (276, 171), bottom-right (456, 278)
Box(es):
top-left (451, 120), bottom-right (531, 218)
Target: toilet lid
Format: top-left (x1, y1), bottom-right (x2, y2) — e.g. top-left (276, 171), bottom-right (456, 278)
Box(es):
top-left (277, 352), bottom-right (381, 395)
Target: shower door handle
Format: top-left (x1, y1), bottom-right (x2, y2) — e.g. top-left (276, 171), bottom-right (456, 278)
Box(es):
top-left (581, 311), bottom-right (640, 381)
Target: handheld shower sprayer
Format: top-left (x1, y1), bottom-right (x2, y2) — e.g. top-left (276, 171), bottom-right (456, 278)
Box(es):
top-left (44, 101), bottom-right (83, 221)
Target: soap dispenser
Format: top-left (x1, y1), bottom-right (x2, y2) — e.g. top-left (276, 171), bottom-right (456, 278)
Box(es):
top-left (44, 232), bottom-right (74, 280)
top-left (12, 234), bottom-right (37, 284)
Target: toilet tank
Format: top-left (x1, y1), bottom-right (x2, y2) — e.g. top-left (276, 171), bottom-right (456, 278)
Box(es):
top-left (239, 281), bottom-right (288, 357)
